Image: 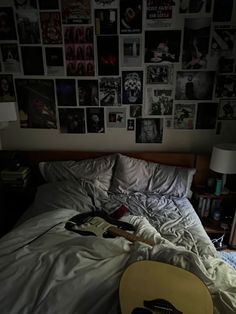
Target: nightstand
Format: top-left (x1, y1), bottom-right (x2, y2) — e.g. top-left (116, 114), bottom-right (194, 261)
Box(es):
top-left (0, 182), bottom-right (37, 238)
top-left (192, 187), bottom-right (236, 248)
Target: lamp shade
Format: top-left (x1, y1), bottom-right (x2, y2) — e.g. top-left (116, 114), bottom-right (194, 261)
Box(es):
top-left (0, 102), bottom-right (17, 122)
top-left (210, 143), bottom-right (236, 174)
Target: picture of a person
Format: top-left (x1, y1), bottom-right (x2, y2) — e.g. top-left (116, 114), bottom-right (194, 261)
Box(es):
top-left (136, 119), bottom-right (162, 143)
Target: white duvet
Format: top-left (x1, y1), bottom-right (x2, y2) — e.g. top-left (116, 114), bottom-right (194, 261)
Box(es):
top-left (0, 180), bottom-right (236, 314)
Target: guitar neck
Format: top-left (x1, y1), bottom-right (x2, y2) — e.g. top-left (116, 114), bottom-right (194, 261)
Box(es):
top-left (108, 226), bottom-right (154, 247)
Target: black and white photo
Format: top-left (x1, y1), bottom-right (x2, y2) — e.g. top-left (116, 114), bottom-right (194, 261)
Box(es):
top-left (174, 103), bottom-right (195, 129)
top-left (100, 77), bottom-right (121, 106)
top-left (218, 99), bottom-right (236, 120)
top-left (147, 88), bottom-right (173, 115)
top-left (136, 118), bottom-right (163, 143)
top-left (16, 10), bottom-right (40, 44)
top-left (78, 80), bottom-right (98, 106)
top-left (59, 108), bottom-right (85, 133)
top-left (182, 18), bottom-right (211, 69)
top-left (106, 107), bottom-right (126, 128)
top-left (145, 30), bottom-right (181, 63)
top-left (95, 9), bottom-right (117, 35)
top-left (0, 74), bottom-right (15, 102)
top-left (0, 44), bottom-right (21, 73)
top-left (211, 28), bottom-right (236, 57)
top-left (146, 64), bottom-right (173, 84)
top-left (86, 107), bottom-right (105, 133)
top-left (120, 0), bottom-right (142, 34)
top-left (45, 47), bottom-right (64, 76)
top-left (56, 79), bottom-right (77, 107)
top-left (122, 71), bottom-right (143, 104)
top-left (175, 71), bottom-right (215, 100)
top-left (127, 119), bottom-right (135, 131)
top-left (215, 75), bottom-right (236, 98)
top-left (130, 104), bottom-right (142, 117)
top-left (196, 102), bottom-right (218, 129)
top-left (121, 36), bottom-right (142, 67)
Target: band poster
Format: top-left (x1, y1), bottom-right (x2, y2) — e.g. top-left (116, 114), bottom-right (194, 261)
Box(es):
top-left (145, 0), bottom-right (176, 28)
top-left (61, 0), bottom-right (91, 24)
top-left (120, 0), bottom-right (142, 34)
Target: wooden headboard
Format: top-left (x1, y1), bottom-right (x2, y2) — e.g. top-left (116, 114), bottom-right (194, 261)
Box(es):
top-left (1, 150), bottom-right (211, 187)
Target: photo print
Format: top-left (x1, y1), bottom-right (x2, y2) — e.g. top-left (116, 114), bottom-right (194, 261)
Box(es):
top-left (97, 36), bottom-right (119, 76)
top-left (93, 0), bottom-right (118, 9)
top-left (121, 36), bottom-right (142, 67)
top-left (218, 99), bottom-right (236, 120)
top-left (175, 71), bottom-right (215, 100)
top-left (213, 0), bottom-right (233, 22)
top-left (130, 104), bottom-right (142, 117)
top-left (218, 57), bottom-right (234, 73)
top-left (136, 118), bottom-right (163, 143)
top-left (95, 9), bottom-right (117, 35)
top-left (40, 12), bottom-right (62, 44)
top-left (179, 0), bottom-right (212, 13)
top-left (38, 0), bottom-right (59, 10)
top-left (16, 9), bottom-right (40, 44)
top-left (146, 0), bottom-right (176, 28)
top-left (78, 80), bottom-right (99, 106)
top-left (59, 108), bottom-right (85, 133)
top-left (0, 7), bottom-right (17, 40)
top-left (120, 0), bottom-right (142, 34)
top-left (215, 75), bottom-right (236, 98)
top-left (0, 44), bottom-right (21, 73)
top-left (56, 79), bottom-right (77, 107)
top-left (0, 74), bottom-right (15, 102)
top-left (86, 107), bottom-right (105, 133)
top-left (147, 88), bottom-right (173, 115)
top-left (15, 79), bottom-right (56, 129)
top-left (64, 26), bottom-right (95, 76)
top-left (127, 119), bottom-right (135, 131)
top-left (165, 118), bottom-right (173, 128)
top-left (146, 64), bottom-right (173, 84)
top-left (196, 102), bottom-right (218, 129)
top-left (211, 28), bottom-right (236, 57)
top-left (122, 71), bottom-right (143, 105)
top-left (21, 46), bottom-right (44, 75)
top-left (145, 30), bottom-right (181, 63)
top-left (106, 107), bottom-right (126, 128)
top-left (100, 77), bottom-right (121, 106)
top-left (174, 103), bottom-right (195, 129)
top-left (45, 47), bottom-right (64, 76)
top-left (61, 0), bottom-right (91, 24)
top-left (182, 18), bottom-right (211, 69)
top-left (14, 0), bottom-right (37, 10)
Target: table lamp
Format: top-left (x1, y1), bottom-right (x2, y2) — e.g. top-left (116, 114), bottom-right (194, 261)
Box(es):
top-left (210, 143), bottom-right (236, 195)
top-left (0, 102), bottom-right (17, 130)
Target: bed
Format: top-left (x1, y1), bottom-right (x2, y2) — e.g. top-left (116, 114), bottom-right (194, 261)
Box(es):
top-left (0, 151), bottom-right (235, 314)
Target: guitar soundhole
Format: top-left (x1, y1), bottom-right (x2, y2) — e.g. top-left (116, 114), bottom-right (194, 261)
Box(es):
top-left (131, 298), bottom-right (182, 314)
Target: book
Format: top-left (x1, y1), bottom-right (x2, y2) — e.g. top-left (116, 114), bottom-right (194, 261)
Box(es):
top-left (1, 166), bottom-right (30, 176)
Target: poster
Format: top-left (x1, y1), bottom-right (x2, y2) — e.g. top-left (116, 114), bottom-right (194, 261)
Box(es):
top-left (16, 10), bottom-right (40, 44)
top-left (0, 44), bottom-right (21, 73)
top-left (179, 0), bottom-right (212, 13)
top-left (86, 107), bottom-right (105, 133)
top-left (196, 102), bottom-right (218, 129)
top-left (78, 80), bottom-right (99, 106)
top-left (146, 64), bottom-right (173, 84)
top-left (15, 79), bottom-right (56, 129)
top-left (215, 75), bottom-right (236, 97)
top-left (0, 7), bottom-right (17, 40)
top-left (97, 36), bottom-right (119, 76)
top-left (211, 28), bottom-right (236, 57)
top-left (45, 47), bottom-right (64, 76)
top-left (93, 0), bottom-right (118, 9)
top-left (56, 79), bottom-right (77, 107)
top-left (218, 99), bottom-right (236, 120)
top-left (100, 77), bottom-right (121, 106)
top-left (40, 12), bottom-right (62, 44)
top-left (146, 88), bottom-right (173, 115)
top-left (61, 0), bottom-right (91, 24)
top-left (136, 118), bottom-right (163, 143)
top-left (175, 71), bottom-right (215, 100)
top-left (182, 18), bottom-right (211, 69)
top-left (218, 57), bottom-right (234, 73)
top-left (106, 107), bottom-right (126, 128)
top-left (59, 108), bottom-right (85, 133)
top-left (21, 46), bottom-right (44, 75)
top-left (122, 71), bottom-right (143, 104)
top-left (145, 30), bottom-right (181, 63)
top-left (0, 74), bottom-right (15, 102)
top-left (120, 0), bottom-right (142, 34)
top-left (213, 0), bottom-right (233, 22)
top-left (121, 36), bottom-right (142, 67)
top-left (146, 0), bottom-right (176, 28)
top-left (38, 0), bottom-right (59, 10)
top-left (174, 103), bottom-right (195, 129)
top-left (64, 26), bottom-right (95, 76)
top-left (95, 9), bottom-right (117, 34)
top-left (14, 0), bottom-right (37, 10)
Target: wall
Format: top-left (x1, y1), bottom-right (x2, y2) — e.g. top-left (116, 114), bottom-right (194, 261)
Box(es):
top-left (1, 0), bottom-right (236, 153)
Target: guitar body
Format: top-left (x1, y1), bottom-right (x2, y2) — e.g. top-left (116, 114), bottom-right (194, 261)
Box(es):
top-left (119, 261), bottom-right (213, 314)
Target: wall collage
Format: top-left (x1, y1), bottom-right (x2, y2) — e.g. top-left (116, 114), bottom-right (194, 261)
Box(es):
top-left (0, 0), bottom-right (236, 144)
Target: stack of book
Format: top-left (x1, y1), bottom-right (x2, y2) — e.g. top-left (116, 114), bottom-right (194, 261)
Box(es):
top-left (1, 166), bottom-right (31, 188)
top-left (193, 192), bottom-right (222, 219)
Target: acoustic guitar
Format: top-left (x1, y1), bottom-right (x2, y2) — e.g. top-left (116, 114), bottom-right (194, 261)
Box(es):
top-left (65, 211), bottom-right (154, 246)
top-left (119, 261), bottom-right (213, 314)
